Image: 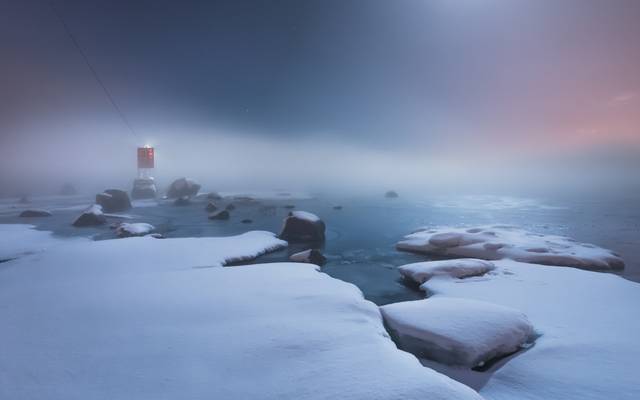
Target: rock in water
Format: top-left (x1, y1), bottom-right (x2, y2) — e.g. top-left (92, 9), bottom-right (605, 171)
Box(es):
top-left (333, 205), bottom-right (343, 210)
top-left (72, 205), bottom-right (106, 227)
top-left (174, 196), bottom-right (191, 206)
top-left (241, 219), bottom-right (253, 224)
top-left (284, 204), bottom-right (295, 209)
top-left (207, 192), bottom-right (222, 200)
top-left (225, 203), bottom-right (236, 211)
top-left (209, 210), bottom-right (230, 220)
top-left (290, 249), bottom-right (326, 266)
top-left (131, 177), bottom-right (157, 199)
top-left (279, 211), bottom-right (325, 242)
top-left (116, 223), bottom-right (155, 238)
top-left (166, 178), bottom-right (200, 198)
top-left (19, 209), bottom-right (52, 218)
top-left (205, 202), bottom-right (217, 212)
top-left (96, 189), bottom-right (132, 213)
top-left (60, 183), bottom-right (77, 196)
top-left (385, 190), bottom-right (399, 198)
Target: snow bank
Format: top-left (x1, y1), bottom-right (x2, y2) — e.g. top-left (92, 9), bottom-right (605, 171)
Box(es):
top-left (418, 260), bottom-right (640, 400)
top-left (381, 297), bottom-right (534, 368)
top-left (399, 259), bottom-right (495, 285)
top-left (0, 228), bottom-right (481, 400)
top-left (290, 210), bottom-right (320, 222)
top-left (397, 225), bottom-right (624, 270)
top-left (116, 222), bottom-right (155, 237)
top-left (0, 224), bottom-right (86, 261)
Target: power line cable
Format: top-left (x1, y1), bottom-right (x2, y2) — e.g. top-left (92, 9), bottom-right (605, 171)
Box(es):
top-left (48, 0), bottom-right (139, 140)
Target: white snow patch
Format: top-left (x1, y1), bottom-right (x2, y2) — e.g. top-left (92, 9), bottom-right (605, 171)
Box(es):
top-left (399, 259), bottom-right (495, 285)
top-left (0, 224), bottom-right (87, 260)
top-left (116, 223), bottom-right (155, 237)
top-left (290, 210), bottom-right (320, 222)
top-left (397, 225), bottom-right (624, 270)
top-left (0, 227), bottom-right (481, 400)
top-left (381, 297), bottom-right (534, 368)
top-left (420, 260), bottom-right (640, 400)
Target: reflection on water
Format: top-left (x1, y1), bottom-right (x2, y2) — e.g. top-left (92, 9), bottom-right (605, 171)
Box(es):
top-left (1, 193), bottom-right (639, 305)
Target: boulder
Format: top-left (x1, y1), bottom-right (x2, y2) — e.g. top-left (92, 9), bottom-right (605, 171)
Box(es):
top-left (385, 190), bottom-right (399, 198)
top-left (205, 202), bottom-right (217, 212)
top-left (333, 205), bottom-right (343, 210)
top-left (241, 219), bottom-right (253, 224)
top-left (279, 211), bottom-right (325, 242)
top-left (290, 249), bottom-right (326, 266)
top-left (96, 189), bottom-right (132, 213)
top-left (209, 210), bottom-right (230, 220)
top-left (60, 183), bottom-right (77, 196)
top-left (131, 178), bottom-right (157, 199)
top-left (19, 209), bottom-right (52, 218)
top-left (207, 192), bottom-right (223, 200)
top-left (167, 178), bottom-right (200, 199)
top-left (174, 196), bottom-right (191, 206)
top-left (72, 205), bottom-right (106, 227)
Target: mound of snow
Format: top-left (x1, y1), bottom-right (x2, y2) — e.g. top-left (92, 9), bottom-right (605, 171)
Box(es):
top-left (381, 297), bottom-right (534, 368)
top-left (116, 223), bottom-right (155, 238)
top-left (399, 259), bottom-right (495, 285)
top-left (0, 224), bottom-right (86, 261)
top-left (397, 225), bottom-right (624, 271)
top-left (0, 227), bottom-right (481, 400)
top-left (419, 260), bottom-right (640, 400)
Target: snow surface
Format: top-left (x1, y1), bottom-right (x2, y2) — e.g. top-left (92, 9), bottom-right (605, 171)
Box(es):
top-left (381, 297), bottom-right (534, 367)
top-left (397, 225), bottom-right (624, 270)
top-left (399, 259), bottom-right (495, 285)
top-left (0, 225), bottom-right (481, 400)
top-left (290, 210), bottom-right (321, 222)
top-left (413, 260), bottom-right (640, 400)
top-left (116, 222), bottom-right (155, 237)
top-left (0, 224), bottom-right (87, 260)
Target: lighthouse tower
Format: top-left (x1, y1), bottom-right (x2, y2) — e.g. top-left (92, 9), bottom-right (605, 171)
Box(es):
top-left (131, 146), bottom-right (158, 199)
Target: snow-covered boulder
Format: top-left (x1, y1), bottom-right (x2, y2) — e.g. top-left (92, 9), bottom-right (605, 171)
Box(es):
top-left (166, 177), bottom-right (200, 198)
top-left (399, 259), bottom-right (495, 285)
top-left (131, 177), bottom-right (157, 199)
top-left (0, 229), bottom-right (481, 400)
top-left (72, 205), bottom-right (106, 227)
top-left (290, 249), bottom-right (327, 266)
top-left (96, 189), bottom-right (132, 213)
top-left (209, 210), bottom-right (230, 220)
top-left (397, 225), bottom-right (624, 271)
top-left (279, 211), bottom-right (325, 242)
top-left (116, 223), bottom-right (155, 238)
top-left (381, 297), bottom-right (534, 368)
top-left (19, 209), bottom-right (52, 218)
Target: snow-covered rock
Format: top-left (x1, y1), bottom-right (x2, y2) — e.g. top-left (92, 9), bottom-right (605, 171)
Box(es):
top-left (397, 225), bottom-right (624, 271)
top-left (131, 177), bottom-right (157, 200)
top-left (419, 260), bottom-right (640, 400)
top-left (166, 177), bottom-right (200, 198)
top-left (72, 204), bottom-right (107, 227)
top-left (116, 223), bottom-right (155, 238)
top-left (279, 211), bottom-right (325, 242)
top-left (381, 297), bottom-right (534, 368)
top-left (290, 249), bottom-right (327, 266)
top-left (19, 209), bottom-right (52, 218)
top-left (96, 189), bottom-right (132, 213)
top-left (385, 190), bottom-right (399, 198)
top-left (0, 227), bottom-right (481, 400)
top-left (399, 259), bottom-right (495, 285)
top-left (207, 192), bottom-right (222, 200)
top-left (209, 210), bottom-right (230, 220)
top-left (205, 201), bottom-right (217, 212)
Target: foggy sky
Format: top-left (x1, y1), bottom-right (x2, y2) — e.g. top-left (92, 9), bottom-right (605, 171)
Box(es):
top-left (1, 0), bottom-right (639, 194)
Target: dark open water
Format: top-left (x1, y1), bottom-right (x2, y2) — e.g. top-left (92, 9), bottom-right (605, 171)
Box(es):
top-left (1, 193), bottom-right (639, 305)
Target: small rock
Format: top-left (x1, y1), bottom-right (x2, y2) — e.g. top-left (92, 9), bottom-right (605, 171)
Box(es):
top-left (284, 204), bottom-right (296, 209)
top-left (333, 205), bottom-right (343, 210)
top-left (241, 219), bottom-right (253, 224)
top-left (19, 209), bottom-right (52, 218)
top-left (116, 223), bottom-right (155, 238)
top-left (205, 202), bottom-right (217, 212)
top-left (209, 210), bottom-right (230, 220)
top-left (72, 205), bottom-right (106, 227)
top-left (385, 190), bottom-right (399, 198)
top-left (290, 249), bottom-right (327, 266)
top-left (225, 203), bottom-right (236, 211)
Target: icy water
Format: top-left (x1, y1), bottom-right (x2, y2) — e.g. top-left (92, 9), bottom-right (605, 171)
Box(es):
top-left (1, 193), bottom-right (639, 305)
